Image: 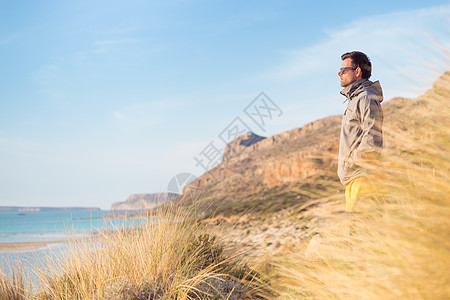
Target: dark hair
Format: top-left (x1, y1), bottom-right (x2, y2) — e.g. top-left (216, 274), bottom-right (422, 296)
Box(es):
top-left (341, 51), bottom-right (372, 79)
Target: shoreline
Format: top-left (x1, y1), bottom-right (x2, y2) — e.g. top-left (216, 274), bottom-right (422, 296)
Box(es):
top-left (0, 227), bottom-right (140, 253)
top-left (0, 240), bottom-right (68, 253)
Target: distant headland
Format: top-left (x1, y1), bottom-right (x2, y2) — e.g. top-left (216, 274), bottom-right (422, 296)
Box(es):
top-left (110, 193), bottom-right (179, 210)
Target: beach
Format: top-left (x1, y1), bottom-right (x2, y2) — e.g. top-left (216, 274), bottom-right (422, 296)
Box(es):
top-left (0, 240), bottom-right (65, 253)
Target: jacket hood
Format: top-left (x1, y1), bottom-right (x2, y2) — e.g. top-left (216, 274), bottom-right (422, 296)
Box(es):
top-left (340, 79), bottom-right (383, 103)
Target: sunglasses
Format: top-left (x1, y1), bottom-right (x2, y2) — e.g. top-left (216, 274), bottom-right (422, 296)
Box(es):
top-left (340, 67), bottom-right (357, 73)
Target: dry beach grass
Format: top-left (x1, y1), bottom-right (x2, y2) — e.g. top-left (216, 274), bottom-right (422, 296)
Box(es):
top-left (0, 202), bottom-right (270, 299)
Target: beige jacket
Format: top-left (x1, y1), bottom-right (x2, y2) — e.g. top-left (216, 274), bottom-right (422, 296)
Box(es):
top-left (338, 79), bottom-right (383, 185)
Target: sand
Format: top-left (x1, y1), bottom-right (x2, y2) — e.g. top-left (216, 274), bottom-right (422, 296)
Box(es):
top-left (0, 240), bottom-right (66, 253)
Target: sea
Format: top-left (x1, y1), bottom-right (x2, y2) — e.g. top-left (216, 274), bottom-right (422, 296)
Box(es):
top-left (0, 209), bottom-right (148, 283)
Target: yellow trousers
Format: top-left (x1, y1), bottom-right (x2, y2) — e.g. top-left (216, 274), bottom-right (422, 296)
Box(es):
top-left (345, 177), bottom-right (377, 212)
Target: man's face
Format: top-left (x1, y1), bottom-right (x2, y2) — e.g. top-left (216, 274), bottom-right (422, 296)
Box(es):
top-left (338, 58), bottom-right (357, 87)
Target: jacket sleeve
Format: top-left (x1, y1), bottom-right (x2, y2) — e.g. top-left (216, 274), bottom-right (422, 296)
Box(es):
top-left (351, 95), bottom-right (383, 164)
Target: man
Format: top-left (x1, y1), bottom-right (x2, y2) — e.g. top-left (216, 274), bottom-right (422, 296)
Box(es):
top-left (337, 51), bottom-right (383, 212)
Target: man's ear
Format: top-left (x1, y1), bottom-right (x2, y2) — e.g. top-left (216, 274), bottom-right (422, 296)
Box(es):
top-left (356, 67), bottom-right (362, 79)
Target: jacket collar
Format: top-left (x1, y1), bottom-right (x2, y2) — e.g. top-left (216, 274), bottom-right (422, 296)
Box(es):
top-left (340, 79), bottom-right (368, 100)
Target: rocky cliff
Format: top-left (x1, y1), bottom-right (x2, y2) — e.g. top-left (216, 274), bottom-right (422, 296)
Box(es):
top-left (110, 193), bottom-right (179, 210)
top-left (185, 115), bottom-right (341, 192)
top-left (182, 108), bottom-right (342, 216)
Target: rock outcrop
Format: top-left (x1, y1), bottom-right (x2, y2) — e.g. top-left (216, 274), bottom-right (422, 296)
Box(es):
top-left (110, 193), bottom-right (179, 211)
top-left (222, 132), bottom-right (266, 162)
top-left (182, 111), bottom-right (342, 215)
top-left (185, 113), bottom-right (341, 193)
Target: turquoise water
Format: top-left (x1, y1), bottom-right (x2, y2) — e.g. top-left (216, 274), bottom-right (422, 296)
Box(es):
top-left (0, 209), bottom-right (144, 243)
top-left (0, 209), bottom-right (150, 281)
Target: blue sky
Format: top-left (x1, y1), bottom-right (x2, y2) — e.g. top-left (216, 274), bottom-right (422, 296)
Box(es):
top-left (1, 1), bottom-right (449, 209)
